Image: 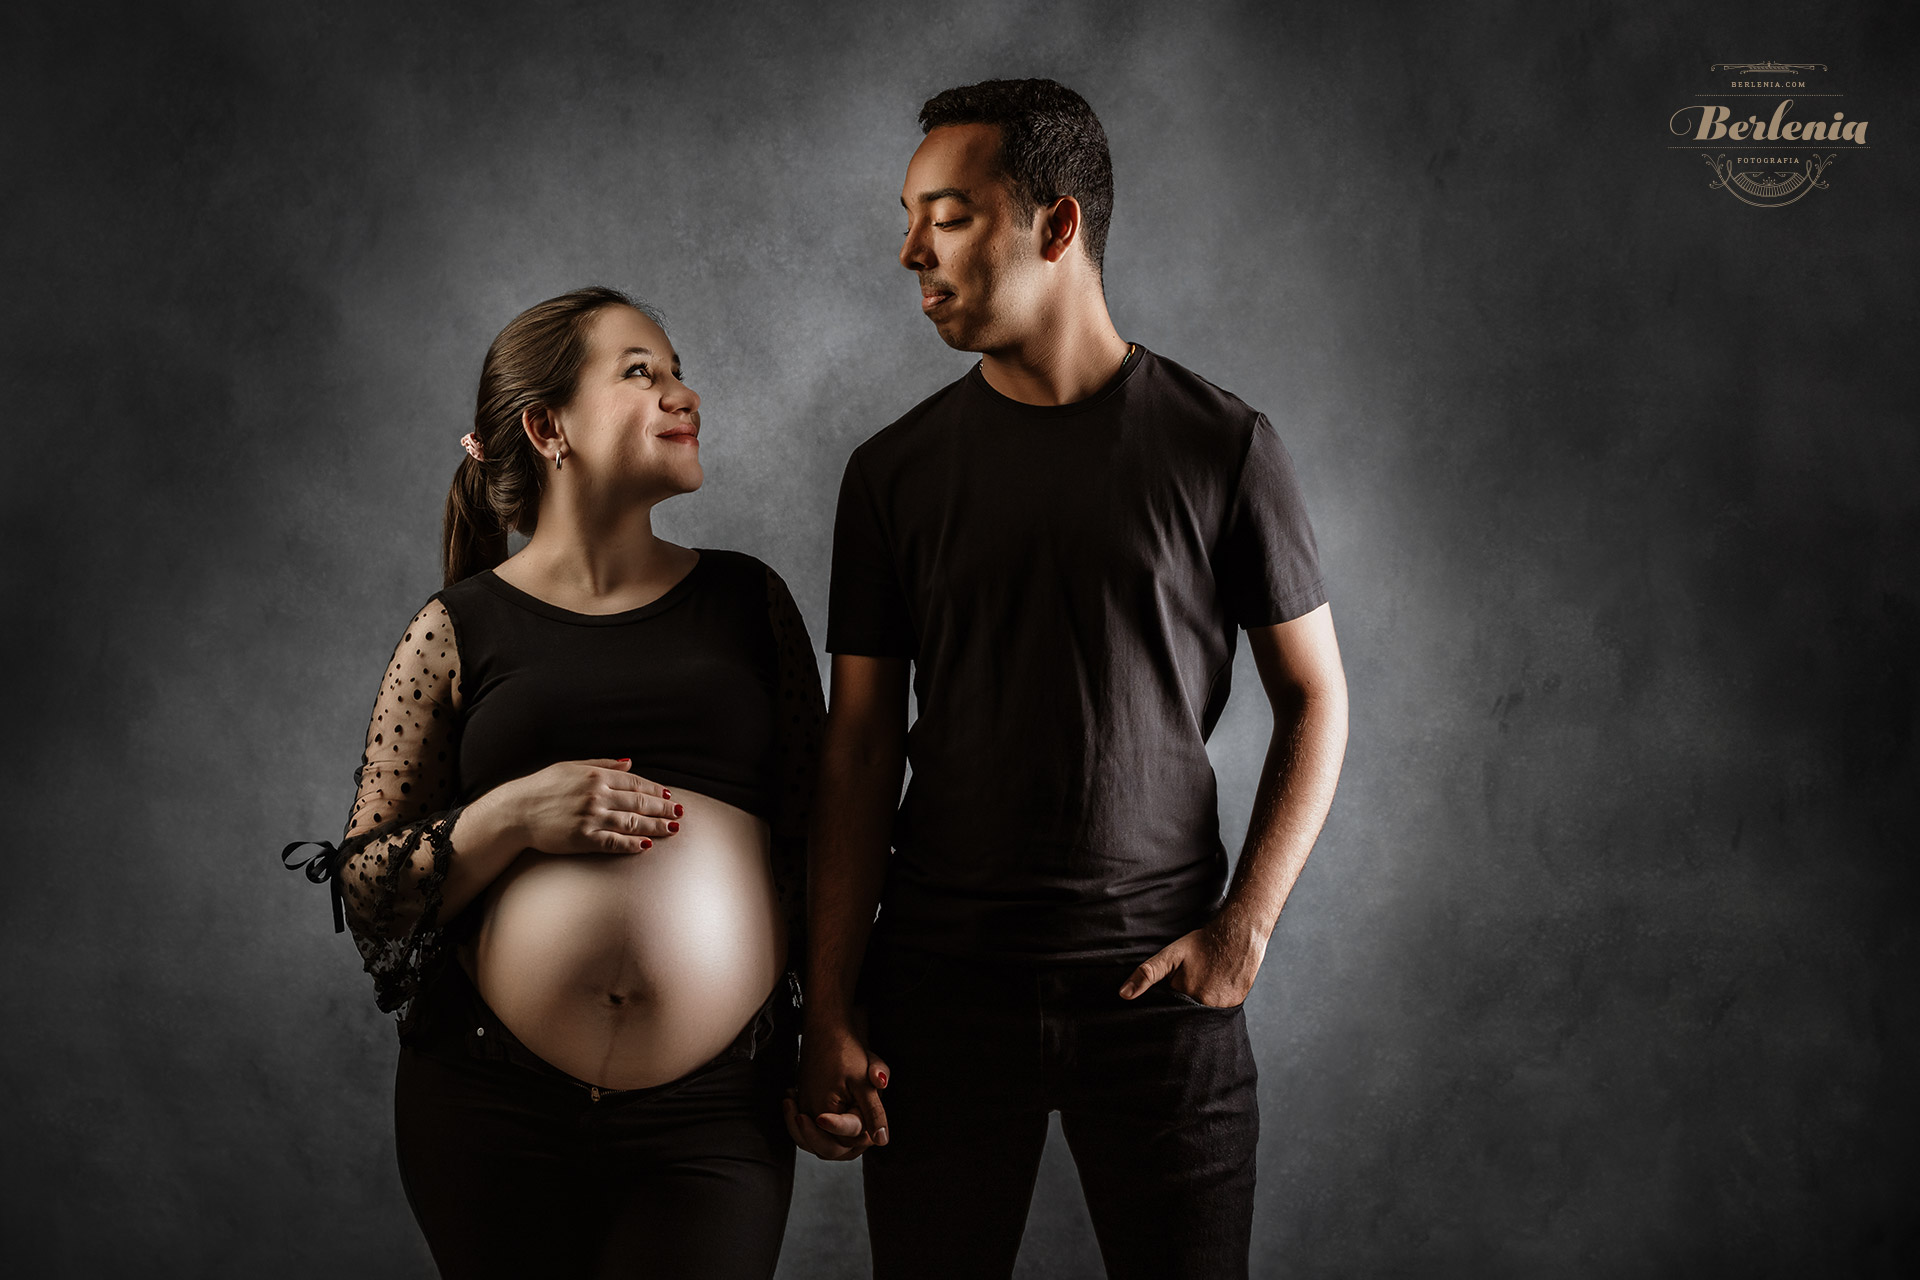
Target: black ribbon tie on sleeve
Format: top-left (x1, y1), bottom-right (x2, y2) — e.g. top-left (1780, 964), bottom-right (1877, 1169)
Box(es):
top-left (281, 839), bottom-right (347, 933)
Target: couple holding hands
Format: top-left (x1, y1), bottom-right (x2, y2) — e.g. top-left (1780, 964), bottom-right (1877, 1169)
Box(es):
top-left (291, 77), bottom-right (1347, 1279)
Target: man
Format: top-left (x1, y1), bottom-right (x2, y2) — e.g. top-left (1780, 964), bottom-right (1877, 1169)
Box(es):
top-left (787, 78), bottom-right (1348, 1279)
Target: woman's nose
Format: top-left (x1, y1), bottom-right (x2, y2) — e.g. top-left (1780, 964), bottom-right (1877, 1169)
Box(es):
top-left (663, 376), bottom-right (699, 414)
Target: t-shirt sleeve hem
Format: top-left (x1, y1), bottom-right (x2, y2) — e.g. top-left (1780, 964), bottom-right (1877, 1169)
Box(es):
top-left (823, 637), bottom-right (917, 659)
top-left (1235, 578), bottom-right (1329, 628)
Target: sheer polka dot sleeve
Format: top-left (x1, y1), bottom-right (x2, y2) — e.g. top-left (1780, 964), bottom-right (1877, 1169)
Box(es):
top-left (765, 565), bottom-right (825, 966)
top-left (335, 596), bottom-right (467, 1026)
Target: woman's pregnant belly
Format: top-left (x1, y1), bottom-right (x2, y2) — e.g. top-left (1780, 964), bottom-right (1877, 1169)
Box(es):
top-left (469, 785), bottom-right (786, 1090)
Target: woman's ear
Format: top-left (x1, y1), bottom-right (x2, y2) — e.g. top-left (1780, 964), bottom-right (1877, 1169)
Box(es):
top-left (522, 403), bottom-right (560, 456)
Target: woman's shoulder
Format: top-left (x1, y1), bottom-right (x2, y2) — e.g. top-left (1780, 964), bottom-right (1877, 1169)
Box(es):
top-left (694, 546), bottom-right (792, 591)
top-left (388, 589), bottom-right (459, 641)
top-left (422, 577), bottom-right (495, 652)
top-left (359, 592), bottom-right (463, 711)
top-left (692, 548), bottom-right (811, 632)
top-left (433, 570), bottom-right (494, 612)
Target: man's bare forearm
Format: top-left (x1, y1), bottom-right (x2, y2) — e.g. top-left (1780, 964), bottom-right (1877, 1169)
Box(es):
top-left (1220, 681), bottom-right (1348, 942)
top-left (806, 712), bottom-right (906, 1029)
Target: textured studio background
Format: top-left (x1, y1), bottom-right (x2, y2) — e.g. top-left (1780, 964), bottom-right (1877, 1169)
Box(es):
top-left (3, 0), bottom-right (1916, 1275)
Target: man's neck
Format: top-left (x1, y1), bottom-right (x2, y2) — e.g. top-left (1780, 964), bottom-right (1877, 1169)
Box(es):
top-left (978, 293), bottom-right (1131, 407)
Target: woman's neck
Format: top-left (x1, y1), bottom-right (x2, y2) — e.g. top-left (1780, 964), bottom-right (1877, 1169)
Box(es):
top-left (495, 498), bottom-right (698, 614)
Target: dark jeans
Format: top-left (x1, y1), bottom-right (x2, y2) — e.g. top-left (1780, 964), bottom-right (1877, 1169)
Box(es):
top-left (861, 946), bottom-right (1260, 1280)
top-left (393, 960), bottom-right (797, 1279)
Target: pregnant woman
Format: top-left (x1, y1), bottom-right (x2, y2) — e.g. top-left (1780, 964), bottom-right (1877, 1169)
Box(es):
top-left (293, 287), bottom-right (821, 1278)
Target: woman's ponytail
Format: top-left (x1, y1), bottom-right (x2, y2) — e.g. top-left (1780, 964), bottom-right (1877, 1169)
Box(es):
top-left (442, 454), bottom-right (510, 589)
top-left (436, 285), bottom-right (655, 589)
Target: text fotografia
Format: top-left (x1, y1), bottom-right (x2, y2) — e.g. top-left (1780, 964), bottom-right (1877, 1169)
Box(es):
top-left (1670, 100), bottom-right (1869, 145)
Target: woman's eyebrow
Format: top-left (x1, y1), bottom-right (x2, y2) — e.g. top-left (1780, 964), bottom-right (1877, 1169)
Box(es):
top-left (619, 345), bottom-right (681, 373)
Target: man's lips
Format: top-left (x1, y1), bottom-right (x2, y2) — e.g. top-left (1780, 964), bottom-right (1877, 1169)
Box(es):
top-left (921, 290), bottom-right (954, 312)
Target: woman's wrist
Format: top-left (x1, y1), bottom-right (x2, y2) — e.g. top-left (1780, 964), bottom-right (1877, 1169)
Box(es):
top-left (454, 785), bottom-right (525, 858)
top-left (437, 786), bottom-right (531, 921)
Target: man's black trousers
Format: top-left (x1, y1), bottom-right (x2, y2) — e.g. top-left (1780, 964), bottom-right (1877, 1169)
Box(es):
top-left (861, 945), bottom-right (1260, 1279)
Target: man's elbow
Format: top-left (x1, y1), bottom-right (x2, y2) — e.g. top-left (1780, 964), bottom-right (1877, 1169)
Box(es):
top-left (1267, 671), bottom-right (1348, 758)
top-left (825, 717), bottom-right (907, 780)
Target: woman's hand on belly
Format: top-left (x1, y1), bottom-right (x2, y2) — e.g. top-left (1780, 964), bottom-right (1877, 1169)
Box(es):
top-left (494, 758), bottom-right (682, 856)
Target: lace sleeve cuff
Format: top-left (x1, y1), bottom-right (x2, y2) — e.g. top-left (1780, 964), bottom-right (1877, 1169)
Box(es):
top-left (339, 804), bottom-right (468, 1018)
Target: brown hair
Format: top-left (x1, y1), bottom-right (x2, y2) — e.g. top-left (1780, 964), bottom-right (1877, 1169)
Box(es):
top-left (441, 286), bottom-right (661, 587)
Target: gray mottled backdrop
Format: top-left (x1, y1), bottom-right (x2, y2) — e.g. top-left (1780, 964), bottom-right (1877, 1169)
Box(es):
top-left (3, 0), bottom-right (1915, 1275)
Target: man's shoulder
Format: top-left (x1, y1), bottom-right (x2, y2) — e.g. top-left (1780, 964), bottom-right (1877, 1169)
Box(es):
top-left (848, 366), bottom-right (977, 472)
top-left (1136, 348), bottom-right (1266, 433)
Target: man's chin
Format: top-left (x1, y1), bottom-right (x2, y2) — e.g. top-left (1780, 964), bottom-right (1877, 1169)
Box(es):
top-left (929, 316), bottom-right (987, 354)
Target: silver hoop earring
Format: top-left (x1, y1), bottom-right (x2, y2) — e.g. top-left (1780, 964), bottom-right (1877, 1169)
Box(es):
top-left (554, 450), bottom-right (563, 471)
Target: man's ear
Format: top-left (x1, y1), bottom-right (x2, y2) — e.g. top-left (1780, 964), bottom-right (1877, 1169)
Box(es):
top-left (1040, 195), bottom-right (1083, 263)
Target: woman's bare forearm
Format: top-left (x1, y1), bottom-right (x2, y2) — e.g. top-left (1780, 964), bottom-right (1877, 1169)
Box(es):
top-left (439, 782), bottom-right (531, 920)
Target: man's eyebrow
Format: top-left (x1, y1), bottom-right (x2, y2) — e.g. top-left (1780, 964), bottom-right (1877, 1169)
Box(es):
top-left (901, 187), bottom-right (975, 209)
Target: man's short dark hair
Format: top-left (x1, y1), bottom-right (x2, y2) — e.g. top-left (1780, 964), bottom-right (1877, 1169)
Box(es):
top-left (919, 78), bottom-right (1114, 276)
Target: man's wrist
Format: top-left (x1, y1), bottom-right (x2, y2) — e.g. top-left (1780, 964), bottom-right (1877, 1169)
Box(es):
top-left (802, 994), bottom-right (858, 1037)
top-left (1214, 895), bottom-right (1278, 948)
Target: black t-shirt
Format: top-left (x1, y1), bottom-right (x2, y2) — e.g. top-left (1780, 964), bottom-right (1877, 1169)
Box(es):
top-left (827, 346), bottom-right (1327, 962)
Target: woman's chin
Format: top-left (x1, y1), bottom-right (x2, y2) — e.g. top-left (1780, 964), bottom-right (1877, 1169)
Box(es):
top-left (637, 461), bottom-right (703, 500)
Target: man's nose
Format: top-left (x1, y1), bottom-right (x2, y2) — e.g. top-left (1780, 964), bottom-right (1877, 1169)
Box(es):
top-left (900, 221), bottom-right (934, 272)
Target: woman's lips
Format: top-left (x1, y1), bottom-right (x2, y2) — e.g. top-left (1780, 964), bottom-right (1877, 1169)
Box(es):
top-left (658, 429), bottom-right (699, 445)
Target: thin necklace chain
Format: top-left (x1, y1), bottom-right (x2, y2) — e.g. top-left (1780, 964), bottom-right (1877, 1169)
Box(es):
top-left (976, 342), bottom-right (1139, 382)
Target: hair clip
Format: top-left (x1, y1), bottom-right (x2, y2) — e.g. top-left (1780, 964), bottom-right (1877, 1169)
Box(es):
top-left (460, 431), bottom-right (485, 462)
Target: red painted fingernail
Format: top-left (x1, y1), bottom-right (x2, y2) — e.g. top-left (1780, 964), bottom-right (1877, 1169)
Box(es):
top-left (876, 1070), bottom-right (888, 1087)
top-left (662, 789), bottom-right (672, 799)
top-left (668, 821), bottom-right (679, 832)
top-left (618, 758), bottom-right (630, 764)
top-left (641, 838), bottom-right (652, 849)
top-left (673, 804), bottom-right (683, 817)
